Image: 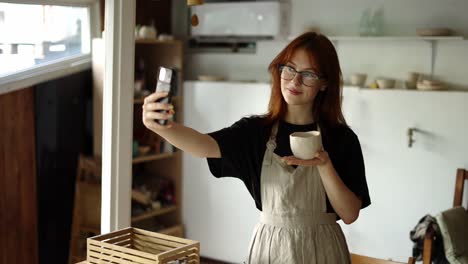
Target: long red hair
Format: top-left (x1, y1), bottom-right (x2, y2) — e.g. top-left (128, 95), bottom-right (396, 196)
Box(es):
top-left (264, 32), bottom-right (347, 130)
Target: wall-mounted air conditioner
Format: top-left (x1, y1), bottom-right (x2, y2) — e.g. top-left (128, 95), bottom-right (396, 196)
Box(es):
top-left (190, 1), bottom-right (290, 49)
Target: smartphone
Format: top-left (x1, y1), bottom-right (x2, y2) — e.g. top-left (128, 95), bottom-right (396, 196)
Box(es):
top-left (155, 66), bottom-right (177, 125)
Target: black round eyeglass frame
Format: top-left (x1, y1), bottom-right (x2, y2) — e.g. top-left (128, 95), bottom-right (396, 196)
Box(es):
top-left (278, 64), bottom-right (324, 87)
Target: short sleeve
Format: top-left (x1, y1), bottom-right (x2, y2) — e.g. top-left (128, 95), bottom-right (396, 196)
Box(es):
top-left (338, 130), bottom-right (371, 209)
top-left (206, 117), bottom-right (255, 181)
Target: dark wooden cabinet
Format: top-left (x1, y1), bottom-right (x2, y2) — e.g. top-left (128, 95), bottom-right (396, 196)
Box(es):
top-left (34, 70), bottom-right (92, 264)
top-left (0, 88), bottom-right (38, 264)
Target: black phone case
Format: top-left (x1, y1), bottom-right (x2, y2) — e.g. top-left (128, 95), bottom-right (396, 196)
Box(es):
top-left (155, 67), bottom-right (177, 126)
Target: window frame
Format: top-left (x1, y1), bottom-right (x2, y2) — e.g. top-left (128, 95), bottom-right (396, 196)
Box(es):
top-left (0, 0), bottom-right (101, 95)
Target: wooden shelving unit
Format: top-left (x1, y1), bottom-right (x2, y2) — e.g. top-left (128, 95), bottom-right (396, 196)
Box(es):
top-left (73, 1), bottom-right (184, 262)
top-left (132, 152), bottom-right (175, 164)
top-left (134, 95), bottom-right (180, 105)
top-left (131, 205), bottom-right (178, 223)
top-left (157, 224), bottom-right (184, 237)
top-left (135, 38), bottom-right (182, 45)
top-left (90, 27), bottom-right (185, 242)
top-left (131, 28), bottom-right (184, 236)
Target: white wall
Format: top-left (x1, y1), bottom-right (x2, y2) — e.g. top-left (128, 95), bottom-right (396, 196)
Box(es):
top-left (182, 81), bottom-right (468, 263)
top-left (183, 0), bottom-right (468, 90)
top-left (288, 0), bottom-right (468, 37)
top-left (182, 82), bottom-right (271, 262)
top-left (341, 87), bottom-right (468, 261)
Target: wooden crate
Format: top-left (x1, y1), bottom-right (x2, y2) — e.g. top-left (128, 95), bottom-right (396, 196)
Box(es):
top-left (86, 227), bottom-right (199, 264)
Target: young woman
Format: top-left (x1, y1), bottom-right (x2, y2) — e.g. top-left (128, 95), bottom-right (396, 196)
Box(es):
top-left (142, 32), bottom-right (371, 263)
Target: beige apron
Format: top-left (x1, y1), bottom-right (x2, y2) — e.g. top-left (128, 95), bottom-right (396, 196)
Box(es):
top-left (247, 122), bottom-right (351, 264)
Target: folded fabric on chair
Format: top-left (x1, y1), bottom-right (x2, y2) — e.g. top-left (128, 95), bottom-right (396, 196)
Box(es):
top-left (410, 214), bottom-right (448, 264)
top-left (436, 206), bottom-right (468, 264)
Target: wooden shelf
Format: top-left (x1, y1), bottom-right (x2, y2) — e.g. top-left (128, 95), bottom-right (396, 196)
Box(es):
top-left (287, 35), bottom-right (465, 41)
top-left (131, 205), bottom-right (178, 223)
top-left (134, 95), bottom-right (180, 104)
top-left (135, 39), bottom-right (182, 45)
top-left (329, 36), bottom-right (465, 41)
top-left (132, 152), bottom-right (175, 164)
top-left (157, 224), bottom-right (184, 237)
top-left (134, 97), bottom-right (145, 104)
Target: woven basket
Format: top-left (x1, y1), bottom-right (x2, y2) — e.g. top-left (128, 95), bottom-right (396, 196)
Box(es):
top-left (86, 227), bottom-right (200, 264)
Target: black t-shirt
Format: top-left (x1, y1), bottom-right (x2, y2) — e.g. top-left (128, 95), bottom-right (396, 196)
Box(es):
top-left (207, 116), bottom-right (371, 215)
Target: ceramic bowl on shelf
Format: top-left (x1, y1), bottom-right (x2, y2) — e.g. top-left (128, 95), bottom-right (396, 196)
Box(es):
top-left (416, 79), bottom-right (447, 91)
top-left (138, 145), bottom-right (151, 156)
top-left (376, 78), bottom-right (396, 89)
top-left (198, 75), bottom-right (226, 82)
top-left (416, 28), bottom-right (452, 37)
top-left (405, 81), bottom-right (417, 89)
top-left (350, 73), bottom-right (367, 87)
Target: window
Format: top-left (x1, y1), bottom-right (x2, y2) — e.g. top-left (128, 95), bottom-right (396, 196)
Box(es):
top-left (0, 1), bottom-right (99, 95)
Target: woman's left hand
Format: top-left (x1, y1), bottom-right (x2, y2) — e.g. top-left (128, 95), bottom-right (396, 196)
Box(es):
top-left (282, 148), bottom-right (330, 167)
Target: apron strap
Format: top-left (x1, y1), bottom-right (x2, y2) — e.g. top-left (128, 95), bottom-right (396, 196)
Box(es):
top-left (264, 122), bottom-right (279, 165)
top-left (269, 122), bottom-right (279, 141)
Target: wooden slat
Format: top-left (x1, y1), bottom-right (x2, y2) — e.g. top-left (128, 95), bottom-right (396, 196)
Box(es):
top-left (132, 152), bottom-right (174, 164)
top-left (157, 244), bottom-right (199, 259)
top-left (90, 227), bottom-right (133, 241)
top-left (158, 249), bottom-right (199, 263)
top-left (103, 233), bottom-right (132, 244)
top-left (453, 168), bottom-right (467, 207)
top-left (133, 234), bottom-right (178, 249)
top-left (134, 228), bottom-right (197, 245)
top-left (88, 240), bottom-right (156, 260)
top-left (133, 243), bottom-right (164, 255)
top-left (114, 239), bottom-right (133, 247)
top-left (422, 225), bottom-right (434, 264)
top-left (88, 245), bottom-right (155, 264)
top-left (131, 205), bottom-right (177, 222)
top-left (133, 245), bottom-right (165, 256)
top-left (88, 252), bottom-right (138, 264)
top-left (133, 238), bottom-right (174, 253)
top-left (133, 233), bottom-right (185, 248)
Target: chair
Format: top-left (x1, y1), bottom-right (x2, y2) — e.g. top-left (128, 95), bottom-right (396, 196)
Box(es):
top-left (453, 168), bottom-right (468, 208)
top-left (422, 168), bottom-right (468, 264)
top-left (351, 253), bottom-right (416, 264)
top-left (68, 155), bottom-right (102, 264)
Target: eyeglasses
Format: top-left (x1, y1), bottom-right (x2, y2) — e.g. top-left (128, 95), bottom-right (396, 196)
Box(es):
top-left (278, 64), bottom-right (322, 87)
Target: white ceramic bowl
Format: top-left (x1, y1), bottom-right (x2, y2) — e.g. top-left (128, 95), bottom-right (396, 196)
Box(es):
top-left (290, 131), bottom-right (322, 160)
top-left (350, 73), bottom-right (367, 86)
top-left (416, 80), bottom-right (446, 91)
top-left (198, 75), bottom-right (226, 82)
top-left (377, 78), bottom-right (396, 89)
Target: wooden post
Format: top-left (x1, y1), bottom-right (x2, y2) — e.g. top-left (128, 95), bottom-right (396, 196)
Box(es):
top-left (101, 0), bottom-right (135, 233)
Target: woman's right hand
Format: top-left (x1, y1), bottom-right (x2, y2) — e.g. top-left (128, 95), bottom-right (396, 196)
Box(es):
top-left (142, 91), bottom-right (175, 133)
